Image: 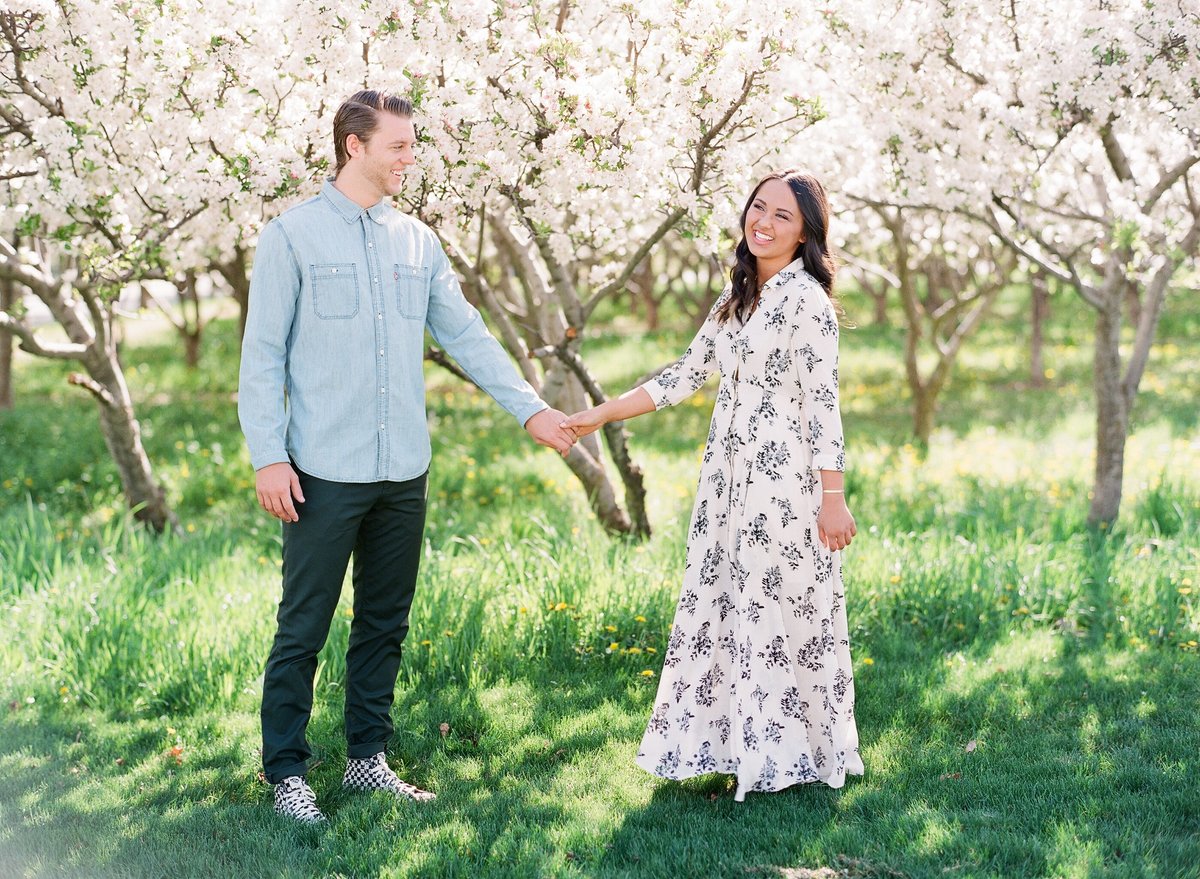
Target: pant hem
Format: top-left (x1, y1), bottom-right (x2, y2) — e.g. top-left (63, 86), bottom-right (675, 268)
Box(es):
top-left (347, 742), bottom-right (387, 760)
top-left (265, 759), bottom-right (310, 785)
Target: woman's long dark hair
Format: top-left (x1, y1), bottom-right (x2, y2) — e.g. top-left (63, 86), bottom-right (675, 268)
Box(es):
top-left (718, 169), bottom-right (837, 325)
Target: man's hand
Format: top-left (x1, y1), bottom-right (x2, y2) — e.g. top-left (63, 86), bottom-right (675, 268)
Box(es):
top-left (256, 462), bottom-right (305, 522)
top-left (524, 408), bottom-right (577, 457)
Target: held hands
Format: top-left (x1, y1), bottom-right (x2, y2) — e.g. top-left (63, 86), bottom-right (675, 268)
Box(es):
top-left (817, 493), bottom-right (856, 552)
top-left (560, 406), bottom-right (607, 439)
top-left (256, 461), bottom-right (305, 523)
top-left (525, 408), bottom-right (578, 457)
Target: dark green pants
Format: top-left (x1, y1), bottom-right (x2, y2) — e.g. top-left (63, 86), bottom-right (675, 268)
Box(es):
top-left (261, 466), bottom-right (427, 783)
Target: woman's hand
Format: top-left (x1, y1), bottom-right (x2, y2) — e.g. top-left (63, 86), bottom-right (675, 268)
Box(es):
top-left (817, 494), bottom-right (857, 552)
top-left (561, 406), bottom-right (608, 439)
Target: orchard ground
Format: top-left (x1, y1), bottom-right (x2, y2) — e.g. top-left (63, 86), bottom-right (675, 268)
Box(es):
top-left (0, 287), bottom-right (1197, 879)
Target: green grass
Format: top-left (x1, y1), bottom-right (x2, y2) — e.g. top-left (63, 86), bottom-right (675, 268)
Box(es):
top-left (0, 287), bottom-right (1197, 878)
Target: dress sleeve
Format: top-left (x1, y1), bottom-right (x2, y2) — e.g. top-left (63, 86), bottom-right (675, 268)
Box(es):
top-left (639, 288), bottom-right (731, 409)
top-left (792, 285), bottom-right (845, 471)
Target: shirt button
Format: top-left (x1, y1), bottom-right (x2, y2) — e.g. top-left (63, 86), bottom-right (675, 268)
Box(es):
top-left (376, 313), bottom-right (383, 320)
top-left (379, 387), bottom-right (385, 394)
top-left (368, 242), bottom-right (374, 248)
top-left (379, 423), bottom-right (385, 431)
top-left (378, 349), bottom-right (384, 356)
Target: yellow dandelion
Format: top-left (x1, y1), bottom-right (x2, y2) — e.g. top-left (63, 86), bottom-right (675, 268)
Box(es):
top-left (343, 608), bottom-right (353, 617)
top-left (646, 648), bottom-right (657, 654)
top-left (59, 686), bottom-right (69, 695)
top-left (1179, 588), bottom-right (1193, 596)
top-left (420, 640), bottom-right (433, 647)
top-left (862, 658), bottom-right (875, 666)
top-left (518, 606), bottom-right (528, 614)
top-left (604, 625), bottom-right (618, 633)
top-left (443, 630), bottom-right (454, 636)
top-left (553, 601), bottom-right (569, 611)
top-left (634, 615), bottom-right (647, 623)
top-left (889, 575), bottom-right (901, 584)
top-left (608, 642), bottom-right (620, 651)
top-left (639, 670), bottom-right (655, 677)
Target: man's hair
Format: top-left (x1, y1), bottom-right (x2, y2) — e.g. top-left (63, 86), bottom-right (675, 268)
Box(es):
top-left (332, 90), bottom-right (414, 174)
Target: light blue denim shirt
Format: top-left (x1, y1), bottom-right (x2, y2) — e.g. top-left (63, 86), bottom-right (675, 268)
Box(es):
top-left (238, 181), bottom-right (547, 482)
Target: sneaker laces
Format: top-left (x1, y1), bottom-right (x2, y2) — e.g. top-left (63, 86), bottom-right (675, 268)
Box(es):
top-left (276, 776), bottom-right (324, 821)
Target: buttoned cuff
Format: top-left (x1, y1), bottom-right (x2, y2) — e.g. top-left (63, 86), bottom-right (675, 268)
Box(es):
top-left (517, 400), bottom-right (550, 427)
top-left (251, 448), bottom-right (292, 471)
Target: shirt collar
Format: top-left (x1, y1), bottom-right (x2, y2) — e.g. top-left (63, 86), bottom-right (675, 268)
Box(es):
top-left (321, 179), bottom-right (393, 224)
top-left (761, 256), bottom-right (807, 292)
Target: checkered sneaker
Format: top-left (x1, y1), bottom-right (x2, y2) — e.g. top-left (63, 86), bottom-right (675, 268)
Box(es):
top-left (343, 752), bottom-right (436, 801)
top-left (273, 775), bottom-right (326, 823)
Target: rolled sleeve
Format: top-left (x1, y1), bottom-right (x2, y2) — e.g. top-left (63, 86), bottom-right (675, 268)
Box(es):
top-left (238, 220), bottom-right (300, 471)
top-left (424, 247), bottom-right (547, 425)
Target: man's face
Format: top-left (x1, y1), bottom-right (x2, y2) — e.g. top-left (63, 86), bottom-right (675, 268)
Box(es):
top-left (347, 112), bottom-right (417, 199)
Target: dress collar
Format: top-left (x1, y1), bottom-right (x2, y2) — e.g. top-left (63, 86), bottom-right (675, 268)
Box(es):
top-left (760, 256), bottom-right (807, 294)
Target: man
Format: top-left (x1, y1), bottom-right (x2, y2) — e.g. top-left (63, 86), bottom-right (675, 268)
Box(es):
top-left (238, 89), bottom-right (575, 823)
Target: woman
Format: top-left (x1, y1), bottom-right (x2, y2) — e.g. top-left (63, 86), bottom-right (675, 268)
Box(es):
top-left (563, 170), bottom-right (863, 801)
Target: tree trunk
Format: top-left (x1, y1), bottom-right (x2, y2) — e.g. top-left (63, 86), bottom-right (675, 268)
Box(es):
top-left (0, 270), bottom-right (13, 410)
top-left (181, 270), bottom-right (202, 369)
top-left (561, 442), bottom-right (633, 534)
top-left (1124, 280), bottom-right (1142, 329)
top-left (1030, 269), bottom-right (1048, 388)
top-left (77, 346), bottom-right (177, 533)
top-left (634, 256), bottom-right (659, 331)
top-left (183, 332), bottom-right (201, 369)
top-left (871, 288), bottom-right (889, 326)
top-left (1088, 296), bottom-right (1128, 527)
top-left (912, 383), bottom-right (936, 448)
top-left (217, 247), bottom-right (251, 342)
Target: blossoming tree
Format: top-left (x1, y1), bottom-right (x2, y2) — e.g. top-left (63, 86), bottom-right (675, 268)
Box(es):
top-left (822, 0), bottom-right (1200, 525)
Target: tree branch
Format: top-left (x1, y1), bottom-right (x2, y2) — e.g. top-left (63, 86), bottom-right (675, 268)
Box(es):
top-left (1121, 209), bottom-right (1200, 404)
top-left (584, 207), bottom-right (686, 319)
top-left (982, 199), bottom-right (1102, 308)
top-left (67, 371), bottom-right (116, 407)
top-left (0, 311), bottom-right (88, 359)
top-left (1100, 121), bottom-right (1136, 186)
top-left (1143, 155), bottom-right (1199, 213)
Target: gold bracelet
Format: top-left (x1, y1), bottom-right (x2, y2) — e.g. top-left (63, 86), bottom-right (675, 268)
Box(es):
top-left (822, 489), bottom-right (844, 494)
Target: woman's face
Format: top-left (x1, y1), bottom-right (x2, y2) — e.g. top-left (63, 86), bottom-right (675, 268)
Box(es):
top-left (744, 177), bottom-right (805, 265)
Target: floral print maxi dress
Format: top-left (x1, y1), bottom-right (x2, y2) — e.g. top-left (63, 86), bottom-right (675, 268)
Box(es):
top-left (635, 259), bottom-right (863, 801)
